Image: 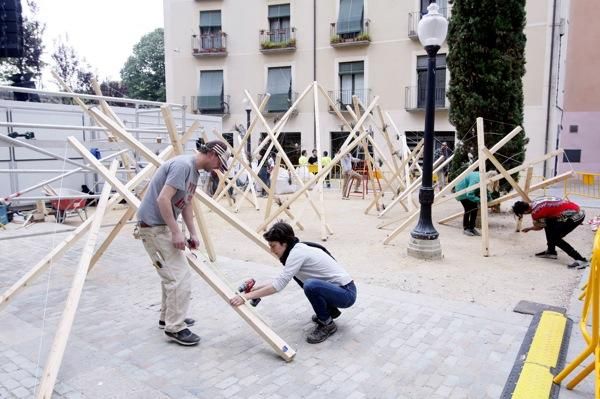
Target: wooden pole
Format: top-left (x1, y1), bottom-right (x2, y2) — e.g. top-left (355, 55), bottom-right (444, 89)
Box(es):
top-left (476, 118), bottom-right (490, 256)
top-left (256, 96), bottom-right (379, 231)
top-left (36, 161), bottom-right (118, 399)
top-left (263, 154), bottom-right (281, 228)
top-left (314, 82), bottom-right (328, 240)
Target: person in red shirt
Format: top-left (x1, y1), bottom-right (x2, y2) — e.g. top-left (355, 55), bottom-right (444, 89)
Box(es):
top-left (512, 196), bottom-right (588, 268)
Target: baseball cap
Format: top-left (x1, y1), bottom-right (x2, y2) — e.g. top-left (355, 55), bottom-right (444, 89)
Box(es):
top-left (202, 140), bottom-right (230, 172)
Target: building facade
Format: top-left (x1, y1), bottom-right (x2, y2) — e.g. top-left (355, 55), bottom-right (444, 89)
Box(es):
top-left (555, 0), bottom-right (600, 174)
top-left (164, 0), bottom-right (565, 175)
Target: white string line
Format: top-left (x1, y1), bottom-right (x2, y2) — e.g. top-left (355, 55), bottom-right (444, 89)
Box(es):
top-left (33, 140), bottom-right (70, 395)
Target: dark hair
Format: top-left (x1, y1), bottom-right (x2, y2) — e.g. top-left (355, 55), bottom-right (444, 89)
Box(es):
top-left (512, 201), bottom-right (530, 217)
top-left (323, 151), bottom-right (328, 156)
top-left (301, 150), bottom-right (307, 156)
top-left (263, 222), bottom-right (296, 244)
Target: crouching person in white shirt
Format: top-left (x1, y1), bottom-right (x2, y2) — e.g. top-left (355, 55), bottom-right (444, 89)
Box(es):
top-left (229, 222), bottom-right (357, 343)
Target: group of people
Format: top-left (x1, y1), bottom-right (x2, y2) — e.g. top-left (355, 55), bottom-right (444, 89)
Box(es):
top-left (135, 137), bottom-right (589, 349)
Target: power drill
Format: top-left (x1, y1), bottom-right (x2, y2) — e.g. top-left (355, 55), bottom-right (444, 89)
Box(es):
top-left (237, 278), bottom-right (261, 307)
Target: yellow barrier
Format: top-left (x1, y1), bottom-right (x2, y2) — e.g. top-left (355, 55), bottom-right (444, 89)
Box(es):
top-left (553, 229), bottom-right (600, 396)
top-left (564, 171), bottom-right (600, 200)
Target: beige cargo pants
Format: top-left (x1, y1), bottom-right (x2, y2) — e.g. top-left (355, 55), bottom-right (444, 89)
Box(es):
top-left (138, 226), bottom-right (191, 333)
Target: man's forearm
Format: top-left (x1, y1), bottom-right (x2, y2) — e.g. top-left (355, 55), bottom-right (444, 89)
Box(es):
top-left (182, 205), bottom-right (197, 236)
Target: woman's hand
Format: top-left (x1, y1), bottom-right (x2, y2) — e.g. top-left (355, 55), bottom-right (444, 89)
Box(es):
top-left (229, 294), bottom-right (245, 307)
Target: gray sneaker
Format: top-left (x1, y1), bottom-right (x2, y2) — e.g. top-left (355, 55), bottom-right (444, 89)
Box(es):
top-left (463, 229), bottom-right (475, 236)
top-left (306, 320), bottom-right (337, 344)
top-left (470, 228), bottom-right (481, 236)
top-left (568, 260), bottom-right (589, 269)
top-left (164, 328), bottom-right (200, 346)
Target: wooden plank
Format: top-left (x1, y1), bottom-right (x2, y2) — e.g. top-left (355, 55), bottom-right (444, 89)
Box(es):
top-left (36, 161), bottom-right (118, 399)
top-left (263, 154), bottom-right (281, 226)
top-left (89, 107), bottom-right (162, 167)
top-left (245, 88), bottom-right (333, 235)
top-left (184, 252), bottom-right (295, 361)
top-left (476, 117), bottom-right (490, 256)
top-left (516, 167), bottom-right (534, 232)
top-left (314, 82), bottom-right (328, 240)
top-left (256, 97), bottom-right (379, 231)
top-left (482, 147), bottom-right (531, 202)
top-left (68, 136), bottom-right (141, 209)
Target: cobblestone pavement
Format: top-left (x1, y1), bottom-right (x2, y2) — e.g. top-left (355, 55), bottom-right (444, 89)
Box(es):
top-left (0, 226), bottom-right (589, 398)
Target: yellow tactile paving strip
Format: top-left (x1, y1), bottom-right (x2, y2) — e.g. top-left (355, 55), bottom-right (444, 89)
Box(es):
top-left (512, 311), bottom-right (567, 399)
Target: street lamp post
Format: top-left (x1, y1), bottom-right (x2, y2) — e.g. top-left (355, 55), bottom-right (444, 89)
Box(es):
top-left (407, 1), bottom-right (448, 260)
top-left (242, 98), bottom-right (252, 156)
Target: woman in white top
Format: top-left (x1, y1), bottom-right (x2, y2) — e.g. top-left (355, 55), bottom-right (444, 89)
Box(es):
top-left (230, 222), bottom-right (357, 343)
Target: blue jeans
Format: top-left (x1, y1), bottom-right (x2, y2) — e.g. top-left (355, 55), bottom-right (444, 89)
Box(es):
top-left (303, 279), bottom-right (357, 322)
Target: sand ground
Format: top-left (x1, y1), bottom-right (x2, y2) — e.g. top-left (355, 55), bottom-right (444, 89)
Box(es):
top-left (5, 184), bottom-right (594, 313)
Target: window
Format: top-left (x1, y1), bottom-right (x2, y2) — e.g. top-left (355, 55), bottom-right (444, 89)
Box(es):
top-left (266, 66), bottom-right (292, 112)
top-left (339, 61), bottom-right (364, 106)
top-left (420, 0), bottom-right (447, 16)
top-left (258, 132), bottom-right (301, 165)
top-left (222, 133), bottom-right (234, 147)
top-left (569, 125), bottom-right (578, 133)
top-left (563, 149), bottom-right (581, 163)
top-left (200, 10), bottom-right (222, 49)
top-left (337, 0), bottom-right (364, 37)
top-left (268, 4), bottom-right (291, 43)
top-left (417, 54), bottom-right (446, 108)
top-left (198, 70), bottom-right (224, 112)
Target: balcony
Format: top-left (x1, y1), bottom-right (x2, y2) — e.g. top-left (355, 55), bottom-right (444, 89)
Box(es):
top-left (191, 32), bottom-right (228, 56)
top-left (404, 86), bottom-right (448, 111)
top-left (257, 91), bottom-right (299, 115)
top-left (191, 95), bottom-right (230, 116)
top-left (259, 28), bottom-right (296, 53)
top-left (408, 8), bottom-right (447, 40)
top-left (327, 89), bottom-right (371, 113)
top-left (330, 20), bottom-right (370, 48)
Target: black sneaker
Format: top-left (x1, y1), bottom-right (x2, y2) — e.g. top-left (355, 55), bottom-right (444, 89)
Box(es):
top-left (164, 328), bottom-right (200, 346)
top-left (535, 250), bottom-right (558, 259)
top-left (311, 309), bottom-right (341, 323)
top-left (159, 318), bottom-right (195, 329)
top-left (306, 320), bottom-right (337, 344)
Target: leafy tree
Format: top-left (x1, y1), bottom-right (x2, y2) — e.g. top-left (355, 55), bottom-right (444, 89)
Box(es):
top-left (98, 80), bottom-right (129, 107)
top-left (0, 0), bottom-right (45, 85)
top-left (446, 0), bottom-right (528, 190)
top-left (51, 37), bottom-right (95, 95)
top-left (120, 28), bottom-right (165, 102)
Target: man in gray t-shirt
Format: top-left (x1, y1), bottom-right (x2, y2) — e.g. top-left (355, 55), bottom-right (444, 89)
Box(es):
top-left (137, 140), bottom-right (229, 346)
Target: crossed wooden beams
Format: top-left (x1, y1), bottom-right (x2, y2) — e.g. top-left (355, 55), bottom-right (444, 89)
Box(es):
top-left (1, 87), bottom-right (303, 398)
top-left (379, 117), bottom-right (574, 257)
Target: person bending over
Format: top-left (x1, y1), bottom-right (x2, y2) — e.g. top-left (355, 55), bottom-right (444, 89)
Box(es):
top-left (513, 196), bottom-right (588, 269)
top-left (229, 222), bottom-right (357, 344)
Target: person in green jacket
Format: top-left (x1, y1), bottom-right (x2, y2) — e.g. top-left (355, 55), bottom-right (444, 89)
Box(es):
top-left (455, 171), bottom-right (482, 236)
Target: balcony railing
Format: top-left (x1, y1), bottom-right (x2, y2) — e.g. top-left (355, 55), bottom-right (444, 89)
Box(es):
top-left (408, 8), bottom-right (447, 39)
top-left (404, 86), bottom-right (448, 111)
top-left (330, 20), bottom-right (370, 47)
top-left (191, 94), bottom-right (230, 115)
top-left (327, 89), bottom-right (371, 112)
top-left (259, 27), bottom-right (296, 53)
top-left (258, 91), bottom-right (299, 114)
top-left (191, 32), bottom-right (228, 56)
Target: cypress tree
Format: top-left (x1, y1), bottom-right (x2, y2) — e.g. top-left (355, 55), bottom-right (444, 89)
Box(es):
top-left (446, 0), bottom-right (528, 190)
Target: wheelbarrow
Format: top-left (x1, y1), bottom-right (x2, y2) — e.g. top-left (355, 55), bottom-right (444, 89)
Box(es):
top-left (48, 188), bottom-right (88, 223)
